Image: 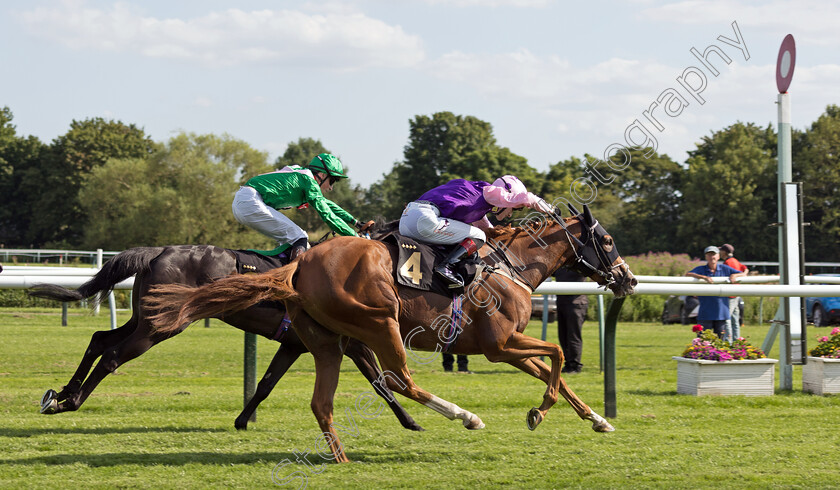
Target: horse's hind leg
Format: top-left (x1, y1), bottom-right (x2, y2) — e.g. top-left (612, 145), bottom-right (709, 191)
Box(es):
top-left (346, 318), bottom-right (484, 431)
top-left (42, 320), bottom-right (138, 414)
top-left (235, 339), bottom-right (306, 430)
top-left (343, 338), bottom-right (424, 432)
top-left (289, 308), bottom-right (351, 463)
top-left (53, 325), bottom-right (181, 413)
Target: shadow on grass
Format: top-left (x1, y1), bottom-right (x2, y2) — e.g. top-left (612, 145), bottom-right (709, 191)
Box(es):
top-left (0, 450), bottom-right (453, 467)
top-left (0, 451), bottom-right (298, 467)
top-left (626, 390), bottom-right (679, 397)
top-left (0, 426), bottom-right (226, 438)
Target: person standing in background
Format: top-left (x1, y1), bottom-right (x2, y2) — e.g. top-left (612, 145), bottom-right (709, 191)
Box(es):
top-left (719, 243), bottom-right (749, 342)
top-left (554, 268), bottom-right (589, 374)
top-left (441, 353), bottom-right (470, 373)
top-left (686, 245), bottom-right (748, 338)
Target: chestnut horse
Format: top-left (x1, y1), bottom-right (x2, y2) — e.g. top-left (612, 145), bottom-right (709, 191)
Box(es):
top-left (28, 245), bottom-right (421, 431)
top-left (147, 205), bottom-right (637, 462)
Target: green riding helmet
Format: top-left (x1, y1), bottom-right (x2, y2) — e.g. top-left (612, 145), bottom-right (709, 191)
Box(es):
top-left (308, 153), bottom-right (348, 179)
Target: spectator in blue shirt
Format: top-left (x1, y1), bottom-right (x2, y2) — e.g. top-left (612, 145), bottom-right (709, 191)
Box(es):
top-left (686, 245), bottom-right (748, 338)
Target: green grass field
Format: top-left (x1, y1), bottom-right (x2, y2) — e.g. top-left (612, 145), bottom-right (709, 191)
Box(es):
top-left (2, 307), bottom-right (838, 489)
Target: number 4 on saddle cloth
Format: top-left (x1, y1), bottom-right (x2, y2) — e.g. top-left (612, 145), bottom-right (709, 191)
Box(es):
top-left (383, 235), bottom-right (481, 297)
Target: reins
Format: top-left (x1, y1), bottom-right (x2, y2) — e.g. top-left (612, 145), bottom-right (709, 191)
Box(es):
top-left (482, 203), bottom-right (625, 292)
top-left (542, 204), bottom-right (625, 290)
top-left (483, 235), bottom-right (537, 293)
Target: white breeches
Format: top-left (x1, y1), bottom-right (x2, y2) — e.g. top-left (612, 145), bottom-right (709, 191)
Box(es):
top-left (399, 201), bottom-right (486, 245)
top-left (232, 186), bottom-right (308, 245)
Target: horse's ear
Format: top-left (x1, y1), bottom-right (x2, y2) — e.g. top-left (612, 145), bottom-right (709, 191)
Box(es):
top-left (582, 204), bottom-right (594, 224)
top-left (567, 203), bottom-right (581, 216)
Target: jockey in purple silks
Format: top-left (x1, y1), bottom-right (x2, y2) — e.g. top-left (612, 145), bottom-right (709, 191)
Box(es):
top-left (399, 175), bottom-right (552, 288)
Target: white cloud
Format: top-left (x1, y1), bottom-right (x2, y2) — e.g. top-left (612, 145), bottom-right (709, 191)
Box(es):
top-left (427, 49), bottom-right (675, 104)
top-left (16, 1), bottom-right (425, 69)
top-left (418, 0), bottom-right (552, 7)
top-left (640, 1), bottom-right (840, 46)
top-left (426, 43), bottom-right (840, 160)
top-left (193, 96), bottom-right (213, 108)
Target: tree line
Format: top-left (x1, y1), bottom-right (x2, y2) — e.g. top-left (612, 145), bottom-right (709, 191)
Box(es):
top-left (1, 106), bottom-right (838, 262)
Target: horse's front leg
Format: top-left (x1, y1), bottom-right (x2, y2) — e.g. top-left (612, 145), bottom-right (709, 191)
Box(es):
top-left (489, 333), bottom-right (614, 432)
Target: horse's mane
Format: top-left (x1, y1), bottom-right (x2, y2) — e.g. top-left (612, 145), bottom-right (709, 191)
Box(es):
top-left (485, 214), bottom-right (575, 241)
top-left (369, 219), bottom-right (400, 240)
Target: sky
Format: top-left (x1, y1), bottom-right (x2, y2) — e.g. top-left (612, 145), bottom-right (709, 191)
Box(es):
top-left (3, 0), bottom-right (839, 188)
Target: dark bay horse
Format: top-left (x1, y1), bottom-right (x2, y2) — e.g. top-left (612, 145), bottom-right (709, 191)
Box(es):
top-left (147, 205), bottom-right (637, 463)
top-left (28, 245), bottom-right (422, 431)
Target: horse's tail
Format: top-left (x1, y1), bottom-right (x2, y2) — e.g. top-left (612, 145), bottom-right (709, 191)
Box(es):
top-left (27, 247), bottom-right (165, 305)
top-left (145, 262), bottom-right (300, 334)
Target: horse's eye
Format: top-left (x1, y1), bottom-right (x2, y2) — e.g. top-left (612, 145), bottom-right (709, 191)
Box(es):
top-left (602, 236), bottom-right (614, 253)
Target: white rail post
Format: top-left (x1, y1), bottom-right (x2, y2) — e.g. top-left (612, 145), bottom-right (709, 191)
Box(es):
top-left (94, 249), bottom-right (103, 315)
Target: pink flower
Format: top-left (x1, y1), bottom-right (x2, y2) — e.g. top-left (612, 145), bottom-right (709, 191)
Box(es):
top-left (831, 327), bottom-right (840, 336)
top-left (692, 324), bottom-right (703, 333)
top-left (818, 336), bottom-right (830, 343)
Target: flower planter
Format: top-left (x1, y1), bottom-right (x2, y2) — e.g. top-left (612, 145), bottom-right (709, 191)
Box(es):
top-left (672, 356), bottom-right (778, 396)
top-left (802, 357), bottom-right (840, 395)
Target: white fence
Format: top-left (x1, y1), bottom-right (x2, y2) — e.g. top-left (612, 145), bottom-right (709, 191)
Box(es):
top-left (0, 249), bottom-right (119, 265)
top-left (0, 266), bottom-right (134, 289)
top-left (4, 265), bottom-right (840, 329)
top-left (532, 274), bottom-right (840, 296)
top-left (0, 266), bottom-right (133, 329)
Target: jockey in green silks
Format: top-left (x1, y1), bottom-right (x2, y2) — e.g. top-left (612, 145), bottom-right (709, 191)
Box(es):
top-left (232, 153), bottom-right (374, 259)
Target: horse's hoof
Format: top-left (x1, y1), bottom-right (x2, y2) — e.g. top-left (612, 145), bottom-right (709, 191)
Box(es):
top-left (40, 389), bottom-right (58, 414)
top-left (586, 412), bottom-right (615, 432)
top-left (234, 414), bottom-right (249, 430)
top-left (526, 407), bottom-right (544, 431)
top-left (463, 414), bottom-right (485, 430)
top-left (593, 420), bottom-right (615, 432)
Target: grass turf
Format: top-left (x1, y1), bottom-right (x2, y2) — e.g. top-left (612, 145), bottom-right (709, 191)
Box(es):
top-left (1, 307), bottom-right (838, 488)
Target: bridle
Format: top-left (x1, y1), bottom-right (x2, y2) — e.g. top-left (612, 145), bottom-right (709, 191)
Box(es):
top-left (483, 203), bottom-right (624, 293)
top-left (543, 203), bottom-right (626, 290)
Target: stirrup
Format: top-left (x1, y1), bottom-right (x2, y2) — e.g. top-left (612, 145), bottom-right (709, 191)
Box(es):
top-left (288, 246), bottom-right (306, 261)
top-left (435, 265), bottom-right (464, 288)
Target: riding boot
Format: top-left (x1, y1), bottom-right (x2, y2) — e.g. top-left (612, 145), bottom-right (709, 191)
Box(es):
top-left (434, 238), bottom-right (478, 288)
top-left (288, 238), bottom-right (309, 261)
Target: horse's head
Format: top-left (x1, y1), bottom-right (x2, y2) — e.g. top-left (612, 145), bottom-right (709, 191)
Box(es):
top-left (560, 204), bottom-right (637, 298)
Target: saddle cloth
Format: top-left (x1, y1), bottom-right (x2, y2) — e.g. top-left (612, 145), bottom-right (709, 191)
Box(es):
top-left (232, 249), bottom-right (289, 275)
top-left (382, 234), bottom-right (479, 297)
top-left (230, 249), bottom-right (290, 310)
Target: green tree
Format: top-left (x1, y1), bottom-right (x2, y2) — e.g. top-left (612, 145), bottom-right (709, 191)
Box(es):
top-left (541, 155), bottom-right (625, 228)
top-left (378, 111), bottom-right (541, 220)
top-left (0, 107), bottom-right (18, 243)
top-left (599, 149), bottom-right (683, 255)
top-left (796, 105), bottom-right (840, 261)
top-left (0, 108), bottom-right (49, 247)
top-left (80, 133), bottom-right (272, 249)
top-left (358, 167), bottom-right (403, 223)
top-left (273, 137), bottom-right (328, 171)
top-left (21, 118), bottom-right (156, 247)
top-left (678, 122), bottom-right (777, 260)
